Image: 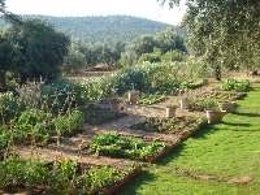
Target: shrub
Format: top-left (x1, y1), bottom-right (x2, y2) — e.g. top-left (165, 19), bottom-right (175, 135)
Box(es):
top-left (161, 50), bottom-right (185, 62)
top-left (41, 80), bottom-right (85, 114)
top-left (13, 108), bottom-right (53, 143)
top-left (221, 79), bottom-right (250, 92)
top-left (0, 157), bottom-right (49, 189)
top-left (80, 76), bottom-right (115, 101)
top-left (0, 93), bottom-right (22, 125)
top-left (138, 51), bottom-right (162, 64)
top-left (53, 109), bottom-right (84, 136)
top-left (0, 128), bottom-right (9, 152)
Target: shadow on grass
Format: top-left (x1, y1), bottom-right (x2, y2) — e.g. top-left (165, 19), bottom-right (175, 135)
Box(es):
top-left (118, 170), bottom-right (156, 195)
top-left (232, 112), bottom-right (260, 117)
top-left (220, 121), bottom-right (251, 127)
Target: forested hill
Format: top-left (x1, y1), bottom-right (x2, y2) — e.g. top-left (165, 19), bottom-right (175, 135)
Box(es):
top-left (2, 15), bottom-right (175, 43)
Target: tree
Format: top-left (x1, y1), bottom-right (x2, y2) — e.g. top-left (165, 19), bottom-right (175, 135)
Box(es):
top-left (128, 35), bottom-right (158, 57)
top-left (160, 0), bottom-right (260, 79)
top-left (0, 30), bottom-right (14, 90)
top-left (2, 19), bottom-right (70, 84)
top-left (63, 43), bottom-right (86, 74)
top-left (155, 27), bottom-right (186, 53)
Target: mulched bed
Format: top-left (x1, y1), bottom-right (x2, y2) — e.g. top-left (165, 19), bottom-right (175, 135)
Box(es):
top-left (130, 116), bottom-right (204, 134)
top-left (84, 104), bottom-right (127, 125)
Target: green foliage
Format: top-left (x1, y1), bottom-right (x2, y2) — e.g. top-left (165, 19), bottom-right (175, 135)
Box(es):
top-left (0, 92), bottom-right (21, 125)
top-left (122, 28), bottom-right (187, 67)
top-left (13, 108), bottom-right (53, 143)
top-left (90, 133), bottom-right (165, 160)
top-left (53, 109), bottom-right (84, 136)
top-left (41, 80), bottom-right (85, 114)
top-left (0, 157), bottom-right (49, 189)
top-left (221, 79), bottom-right (250, 92)
top-left (113, 66), bottom-right (150, 94)
top-left (138, 94), bottom-right (166, 105)
top-left (63, 44), bottom-right (86, 74)
top-left (162, 0), bottom-right (260, 76)
top-left (0, 156), bottom-right (127, 194)
top-left (11, 19), bottom-right (69, 81)
top-left (77, 166), bottom-right (124, 193)
top-left (0, 19), bottom-right (69, 86)
top-left (0, 127), bottom-right (9, 152)
top-left (161, 50), bottom-right (185, 62)
top-left (138, 51), bottom-right (162, 64)
top-left (80, 76), bottom-right (115, 101)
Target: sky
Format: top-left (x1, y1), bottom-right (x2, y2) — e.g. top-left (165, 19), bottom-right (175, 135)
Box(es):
top-left (5, 0), bottom-right (186, 25)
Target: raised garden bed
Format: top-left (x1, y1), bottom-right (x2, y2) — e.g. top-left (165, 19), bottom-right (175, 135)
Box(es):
top-left (0, 156), bottom-right (140, 195)
top-left (89, 133), bottom-right (166, 162)
top-left (85, 104), bottom-right (127, 125)
top-left (130, 116), bottom-right (203, 134)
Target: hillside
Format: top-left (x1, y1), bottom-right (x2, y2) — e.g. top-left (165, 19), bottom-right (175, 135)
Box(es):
top-left (0, 15), bottom-right (175, 43)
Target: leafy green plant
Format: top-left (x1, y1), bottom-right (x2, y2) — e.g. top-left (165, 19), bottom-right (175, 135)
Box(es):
top-left (0, 156), bottom-right (130, 194)
top-left (13, 108), bottom-right (53, 144)
top-left (53, 109), bottom-right (84, 136)
top-left (90, 133), bottom-right (165, 160)
top-left (0, 93), bottom-right (22, 125)
top-left (138, 94), bottom-right (166, 105)
top-left (0, 128), bottom-right (10, 153)
top-left (41, 80), bottom-right (85, 114)
top-left (221, 79), bottom-right (250, 92)
top-left (187, 97), bottom-right (219, 112)
top-left (0, 157), bottom-right (49, 189)
top-left (77, 166), bottom-right (124, 193)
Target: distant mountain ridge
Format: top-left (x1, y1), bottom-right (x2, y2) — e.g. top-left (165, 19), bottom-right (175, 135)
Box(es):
top-left (1, 15), bottom-right (177, 43)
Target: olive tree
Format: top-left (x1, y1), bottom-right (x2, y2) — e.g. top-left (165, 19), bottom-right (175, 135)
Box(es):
top-left (159, 0), bottom-right (260, 79)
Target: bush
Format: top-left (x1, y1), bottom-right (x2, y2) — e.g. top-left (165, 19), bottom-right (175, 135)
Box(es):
top-left (53, 109), bottom-right (84, 136)
top-left (0, 128), bottom-right (9, 152)
top-left (80, 76), bottom-right (115, 101)
top-left (161, 50), bottom-right (185, 62)
top-left (0, 93), bottom-right (22, 125)
top-left (0, 157), bottom-right (49, 189)
top-left (138, 51), bottom-right (162, 64)
top-left (13, 108), bottom-right (53, 143)
top-left (221, 79), bottom-right (250, 92)
top-left (41, 80), bottom-right (85, 114)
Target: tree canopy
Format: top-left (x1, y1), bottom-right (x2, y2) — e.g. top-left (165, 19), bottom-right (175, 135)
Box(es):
top-left (160, 0), bottom-right (260, 79)
top-left (0, 19), bottom-right (70, 90)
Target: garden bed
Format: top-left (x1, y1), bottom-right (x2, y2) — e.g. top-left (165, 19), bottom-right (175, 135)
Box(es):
top-left (84, 104), bottom-right (127, 125)
top-left (89, 132), bottom-right (166, 162)
top-left (0, 156), bottom-right (141, 195)
top-left (130, 116), bottom-right (203, 134)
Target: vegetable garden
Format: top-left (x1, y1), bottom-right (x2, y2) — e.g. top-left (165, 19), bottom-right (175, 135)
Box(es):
top-left (0, 61), bottom-right (254, 194)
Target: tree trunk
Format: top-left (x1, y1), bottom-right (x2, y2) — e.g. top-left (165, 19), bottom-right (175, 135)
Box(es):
top-left (0, 71), bottom-right (6, 92)
top-left (215, 64), bottom-right (222, 81)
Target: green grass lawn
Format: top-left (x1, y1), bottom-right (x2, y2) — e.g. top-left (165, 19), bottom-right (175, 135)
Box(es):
top-left (119, 86), bottom-right (260, 195)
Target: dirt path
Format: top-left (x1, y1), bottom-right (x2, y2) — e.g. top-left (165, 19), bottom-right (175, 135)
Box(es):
top-left (15, 146), bottom-right (136, 168)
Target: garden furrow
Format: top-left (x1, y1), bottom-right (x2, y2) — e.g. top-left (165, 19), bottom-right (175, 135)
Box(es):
top-left (15, 146), bottom-right (137, 168)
